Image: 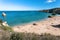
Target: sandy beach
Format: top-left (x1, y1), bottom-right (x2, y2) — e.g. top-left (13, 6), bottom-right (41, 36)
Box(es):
top-left (12, 16), bottom-right (60, 36)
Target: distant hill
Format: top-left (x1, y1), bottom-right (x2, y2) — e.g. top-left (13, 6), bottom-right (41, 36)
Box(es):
top-left (40, 8), bottom-right (60, 14)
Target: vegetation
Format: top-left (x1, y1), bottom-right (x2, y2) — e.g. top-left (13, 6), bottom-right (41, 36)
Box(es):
top-left (0, 29), bottom-right (60, 40)
top-left (40, 8), bottom-right (60, 18)
top-left (10, 33), bottom-right (60, 40)
top-left (40, 8), bottom-right (60, 14)
top-left (0, 19), bottom-right (59, 40)
top-left (0, 19), bottom-right (13, 40)
top-left (0, 22), bottom-right (60, 40)
top-left (0, 19), bottom-right (3, 24)
top-left (0, 19), bottom-right (13, 32)
top-left (0, 26), bottom-right (13, 32)
top-left (0, 12), bottom-right (60, 40)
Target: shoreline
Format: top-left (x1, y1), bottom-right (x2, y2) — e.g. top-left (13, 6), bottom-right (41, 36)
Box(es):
top-left (12, 16), bottom-right (60, 36)
top-left (12, 17), bottom-right (49, 27)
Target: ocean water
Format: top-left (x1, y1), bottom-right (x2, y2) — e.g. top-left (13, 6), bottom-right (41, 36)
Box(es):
top-left (0, 11), bottom-right (51, 26)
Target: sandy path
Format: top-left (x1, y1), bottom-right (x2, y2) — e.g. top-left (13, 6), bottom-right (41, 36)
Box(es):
top-left (12, 16), bottom-right (60, 36)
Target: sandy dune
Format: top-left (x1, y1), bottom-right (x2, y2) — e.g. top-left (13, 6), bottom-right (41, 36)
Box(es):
top-left (12, 16), bottom-right (60, 36)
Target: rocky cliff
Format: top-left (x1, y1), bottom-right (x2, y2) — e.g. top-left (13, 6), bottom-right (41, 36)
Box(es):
top-left (40, 8), bottom-right (60, 14)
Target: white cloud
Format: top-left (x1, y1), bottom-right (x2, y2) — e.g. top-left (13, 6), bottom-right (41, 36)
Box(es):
top-left (46, 0), bottom-right (56, 3)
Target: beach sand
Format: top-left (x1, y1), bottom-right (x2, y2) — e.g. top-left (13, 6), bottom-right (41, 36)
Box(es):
top-left (12, 16), bottom-right (60, 36)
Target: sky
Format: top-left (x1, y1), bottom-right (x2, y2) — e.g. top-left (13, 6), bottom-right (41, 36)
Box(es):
top-left (0, 0), bottom-right (60, 11)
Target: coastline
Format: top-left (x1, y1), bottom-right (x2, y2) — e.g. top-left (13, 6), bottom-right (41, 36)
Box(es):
top-left (12, 17), bottom-right (48, 27)
top-left (12, 16), bottom-right (60, 36)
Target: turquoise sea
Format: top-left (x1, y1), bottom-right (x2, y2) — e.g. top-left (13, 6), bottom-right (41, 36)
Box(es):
top-left (0, 11), bottom-right (51, 26)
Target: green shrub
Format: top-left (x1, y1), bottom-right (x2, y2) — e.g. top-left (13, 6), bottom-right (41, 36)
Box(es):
top-left (52, 13), bottom-right (56, 16)
top-left (10, 32), bottom-right (24, 40)
top-left (0, 26), bottom-right (13, 32)
top-left (10, 33), bottom-right (60, 40)
top-left (40, 33), bottom-right (58, 40)
top-left (0, 19), bottom-right (3, 24)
